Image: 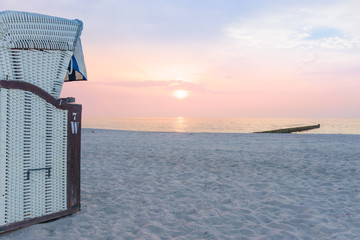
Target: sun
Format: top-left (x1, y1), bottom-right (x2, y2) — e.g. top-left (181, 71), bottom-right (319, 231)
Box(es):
top-left (173, 89), bottom-right (189, 99)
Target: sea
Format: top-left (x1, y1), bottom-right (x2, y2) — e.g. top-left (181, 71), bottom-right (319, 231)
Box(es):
top-left (83, 117), bottom-right (360, 135)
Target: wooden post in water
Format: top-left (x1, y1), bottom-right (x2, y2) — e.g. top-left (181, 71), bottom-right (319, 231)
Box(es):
top-left (255, 124), bottom-right (320, 133)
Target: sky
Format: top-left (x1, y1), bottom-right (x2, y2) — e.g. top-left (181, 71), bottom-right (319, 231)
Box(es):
top-left (2, 0), bottom-right (360, 118)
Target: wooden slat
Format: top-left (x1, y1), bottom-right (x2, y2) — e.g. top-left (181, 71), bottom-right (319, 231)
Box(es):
top-left (0, 80), bottom-right (80, 111)
top-left (67, 107), bottom-right (82, 211)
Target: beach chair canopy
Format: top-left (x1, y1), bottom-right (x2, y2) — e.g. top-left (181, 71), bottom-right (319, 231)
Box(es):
top-left (0, 11), bottom-right (87, 97)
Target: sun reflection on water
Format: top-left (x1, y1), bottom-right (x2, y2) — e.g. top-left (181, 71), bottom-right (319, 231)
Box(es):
top-left (175, 117), bottom-right (185, 132)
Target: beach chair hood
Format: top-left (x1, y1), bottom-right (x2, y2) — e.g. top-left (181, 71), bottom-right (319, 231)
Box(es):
top-left (0, 10), bottom-right (87, 96)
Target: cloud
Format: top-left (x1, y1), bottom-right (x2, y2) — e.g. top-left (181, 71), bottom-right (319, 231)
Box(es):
top-left (225, 2), bottom-right (360, 52)
top-left (91, 80), bottom-right (206, 91)
top-left (89, 79), bottom-right (253, 96)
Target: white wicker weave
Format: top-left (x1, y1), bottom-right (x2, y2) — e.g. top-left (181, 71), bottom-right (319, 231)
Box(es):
top-left (0, 88), bottom-right (68, 224)
top-left (0, 88), bottom-right (6, 226)
top-left (0, 11), bottom-right (83, 98)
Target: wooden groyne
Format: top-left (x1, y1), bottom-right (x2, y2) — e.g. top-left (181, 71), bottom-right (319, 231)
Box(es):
top-left (255, 124), bottom-right (320, 134)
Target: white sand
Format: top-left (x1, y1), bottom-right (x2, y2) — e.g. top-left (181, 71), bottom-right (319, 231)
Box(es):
top-left (3, 129), bottom-right (360, 239)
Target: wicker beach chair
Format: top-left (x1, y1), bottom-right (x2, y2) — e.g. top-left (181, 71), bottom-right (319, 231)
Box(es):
top-left (0, 11), bottom-right (84, 232)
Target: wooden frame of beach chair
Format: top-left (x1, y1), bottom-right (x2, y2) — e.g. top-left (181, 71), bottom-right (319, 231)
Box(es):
top-left (0, 11), bottom-right (83, 233)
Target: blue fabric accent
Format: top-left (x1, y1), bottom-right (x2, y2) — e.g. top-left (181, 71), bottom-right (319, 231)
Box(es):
top-left (67, 55), bottom-right (87, 80)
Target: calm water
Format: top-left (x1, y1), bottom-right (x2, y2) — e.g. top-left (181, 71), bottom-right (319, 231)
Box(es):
top-left (83, 117), bottom-right (360, 134)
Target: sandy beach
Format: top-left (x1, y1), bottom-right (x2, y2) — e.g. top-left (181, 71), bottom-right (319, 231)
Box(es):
top-left (3, 129), bottom-right (360, 239)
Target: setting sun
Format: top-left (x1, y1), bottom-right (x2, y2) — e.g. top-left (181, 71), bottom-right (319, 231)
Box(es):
top-left (173, 89), bottom-right (189, 99)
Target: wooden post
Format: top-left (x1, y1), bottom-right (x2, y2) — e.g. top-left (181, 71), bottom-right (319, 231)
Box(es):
top-left (255, 124), bottom-right (320, 133)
